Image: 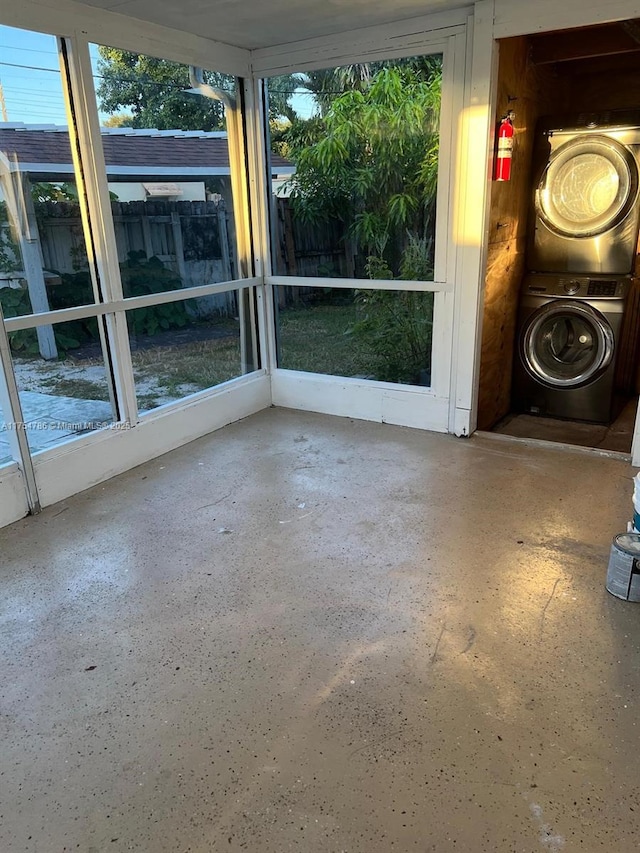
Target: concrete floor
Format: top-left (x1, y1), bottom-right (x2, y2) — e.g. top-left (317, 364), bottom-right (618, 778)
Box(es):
top-left (1, 409), bottom-right (640, 852)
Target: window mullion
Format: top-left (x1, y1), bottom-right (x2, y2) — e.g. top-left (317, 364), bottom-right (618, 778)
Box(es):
top-left (244, 78), bottom-right (276, 373)
top-left (0, 304), bottom-right (41, 512)
top-left (59, 35), bottom-right (139, 425)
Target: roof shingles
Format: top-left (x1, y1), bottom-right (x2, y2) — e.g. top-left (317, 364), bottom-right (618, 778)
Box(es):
top-left (0, 126), bottom-right (291, 172)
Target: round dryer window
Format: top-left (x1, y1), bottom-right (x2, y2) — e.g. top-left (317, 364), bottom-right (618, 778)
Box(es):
top-left (536, 136), bottom-right (639, 238)
top-left (520, 301), bottom-right (614, 388)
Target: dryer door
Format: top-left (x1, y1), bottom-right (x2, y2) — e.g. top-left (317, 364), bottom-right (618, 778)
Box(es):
top-left (536, 136), bottom-right (639, 238)
top-left (520, 301), bottom-right (614, 388)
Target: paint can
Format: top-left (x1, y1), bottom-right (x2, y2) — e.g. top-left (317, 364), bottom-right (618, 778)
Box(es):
top-left (606, 533), bottom-right (640, 601)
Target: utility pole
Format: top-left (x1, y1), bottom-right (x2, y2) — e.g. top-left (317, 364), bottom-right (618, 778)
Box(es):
top-left (0, 81), bottom-right (7, 122)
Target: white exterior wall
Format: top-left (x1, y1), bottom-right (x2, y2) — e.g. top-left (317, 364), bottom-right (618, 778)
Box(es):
top-left (108, 181), bottom-right (206, 202)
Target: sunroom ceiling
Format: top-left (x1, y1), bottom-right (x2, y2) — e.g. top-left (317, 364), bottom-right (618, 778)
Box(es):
top-left (74, 0), bottom-right (460, 51)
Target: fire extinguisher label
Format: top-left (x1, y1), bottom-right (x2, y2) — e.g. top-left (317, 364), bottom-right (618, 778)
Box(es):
top-left (497, 138), bottom-right (513, 153)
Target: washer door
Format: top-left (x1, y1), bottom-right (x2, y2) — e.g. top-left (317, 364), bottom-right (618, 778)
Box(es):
top-left (536, 136), bottom-right (639, 238)
top-left (521, 301), bottom-right (615, 388)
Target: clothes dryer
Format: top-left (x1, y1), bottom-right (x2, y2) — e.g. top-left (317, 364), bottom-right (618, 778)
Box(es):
top-left (529, 110), bottom-right (640, 275)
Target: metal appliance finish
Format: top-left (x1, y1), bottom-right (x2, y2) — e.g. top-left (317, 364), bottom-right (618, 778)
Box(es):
top-left (529, 111), bottom-right (640, 275)
top-left (512, 273), bottom-right (629, 422)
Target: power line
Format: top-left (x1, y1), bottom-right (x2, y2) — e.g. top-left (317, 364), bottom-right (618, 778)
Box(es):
top-left (0, 59), bottom-right (315, 94)
top-left (4, 91), bottom-right (65, 101)
top-left (0, 58), bottom-right (378, 102)
top-left (4, 96), bottom-right (65, 105)
top-left (0, 59), bottom-right (233, 87)
top-left (0, 60), bottom-right (60, 73)
top-left (0, 42), bottom-right (58, 55)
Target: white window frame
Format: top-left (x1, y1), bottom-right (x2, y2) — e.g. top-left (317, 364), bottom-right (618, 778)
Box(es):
top-left (0, 21), bottom-right (268, 521)
top-left (248, 14), bottom-right (479, 433)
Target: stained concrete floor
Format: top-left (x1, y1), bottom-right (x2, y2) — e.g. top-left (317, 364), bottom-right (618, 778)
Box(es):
top-left (1, 409), bottom-right (640, 852)
top-left (493, 398), bottom-right (639, 455)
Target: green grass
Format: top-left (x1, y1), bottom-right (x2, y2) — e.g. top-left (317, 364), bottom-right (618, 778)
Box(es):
top-left (136, 393), bottom-right (161, 410)
top-left (131, 335), bottom-right (242, 397)
top-left (38, 376), bottom-right (108, 400)
top-left (278, 303), bottom-right (374, 378)
top-left (14, 298), bottom-right (432, 411)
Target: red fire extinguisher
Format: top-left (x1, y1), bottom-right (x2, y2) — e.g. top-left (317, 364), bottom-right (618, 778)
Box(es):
top-left (494, 111), bottom-right (515, 181)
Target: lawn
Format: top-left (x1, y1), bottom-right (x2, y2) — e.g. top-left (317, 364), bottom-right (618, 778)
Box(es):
top-left (13, 326), bottom-right (243, 413)
top-left (11, 296), bottom-right (433, 414)
top-left (277, 303), bottom-right (374, 378)
top-left (131, 335), bottom-right (242, 409)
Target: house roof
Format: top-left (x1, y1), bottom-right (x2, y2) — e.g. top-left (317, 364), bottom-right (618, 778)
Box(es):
top-left (0, 124), bottom-right (293, 180)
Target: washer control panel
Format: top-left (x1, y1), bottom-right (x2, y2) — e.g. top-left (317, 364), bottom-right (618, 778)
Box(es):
top-left (563, 279), bottom-right (581, 295)
top-left (523, 274), bottom-right (630, 299)
top-left (587, 280), bottom-right (619, 297)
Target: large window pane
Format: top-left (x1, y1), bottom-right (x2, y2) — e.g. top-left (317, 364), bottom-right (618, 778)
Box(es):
top-left (126, 290), bottom-right (255, 413)
top-left (0, 26), bottom-right (98, 326)
top-left (276, 285), bottom-right (434, 386)
top-left (7, 319), bottom-right (116, 454)
top-left (89, 46), bottom-right (262, 295)
top-left (265, 55), bottom-right (442, 280)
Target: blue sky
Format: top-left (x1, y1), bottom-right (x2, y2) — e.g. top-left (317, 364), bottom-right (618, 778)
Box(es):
top-left (0, 26), bottom-right (67, 124)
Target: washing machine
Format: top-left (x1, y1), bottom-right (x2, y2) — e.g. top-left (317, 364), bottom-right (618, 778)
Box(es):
top-left (529, 110), bottom-right (640, 275)
top-left (512, 273), bottom-right (629, 423)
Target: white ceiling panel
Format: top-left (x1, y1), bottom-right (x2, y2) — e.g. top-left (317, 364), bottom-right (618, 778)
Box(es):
top-left (74, 0), bottom-right (459, 51)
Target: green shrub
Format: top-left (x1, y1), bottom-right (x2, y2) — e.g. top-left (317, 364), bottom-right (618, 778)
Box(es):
top-left (0, 285), bottom-right (40, 355)
top-left (351, 289), bottom-right (433, 384)
top-left (350, 234), bottom-right (434, 385)
top-left (119, 252), bottom-right (189, 336)
top-left (2, 252), bottom-right (191, 357)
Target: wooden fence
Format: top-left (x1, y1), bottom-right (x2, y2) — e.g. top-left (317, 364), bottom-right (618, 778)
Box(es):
top-left (35, 198), bottom-right (239, 318)
top-left (272, 196), bottom-right (353, 279)
top-left (1, 194), bottom-right (354, 349)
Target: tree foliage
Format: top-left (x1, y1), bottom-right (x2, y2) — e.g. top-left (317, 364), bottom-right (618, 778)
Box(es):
top-left (96, 49), bottom-right (297, 130)
top-left (285, 63), bottom-right (442, 276)
top-left (96, 49), bottom-right (231, 131)
top-left (103, 113), bottom-right (134, 128)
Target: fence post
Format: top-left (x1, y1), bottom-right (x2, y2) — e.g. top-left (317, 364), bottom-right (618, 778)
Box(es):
top-left (282, 199), bottom-right (298, 276)
top-left (170, 211), bottom-right (188, 286)
top-left (217, 201), bottom-right (233, 282)
top-left (20, 178), bottom-right (57, 360)
top-left (141, 212), bottom-right (155, 260)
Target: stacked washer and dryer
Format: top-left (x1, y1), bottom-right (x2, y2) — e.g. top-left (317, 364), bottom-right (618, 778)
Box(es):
top-left (513, 110), bottom-right (640, 423)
